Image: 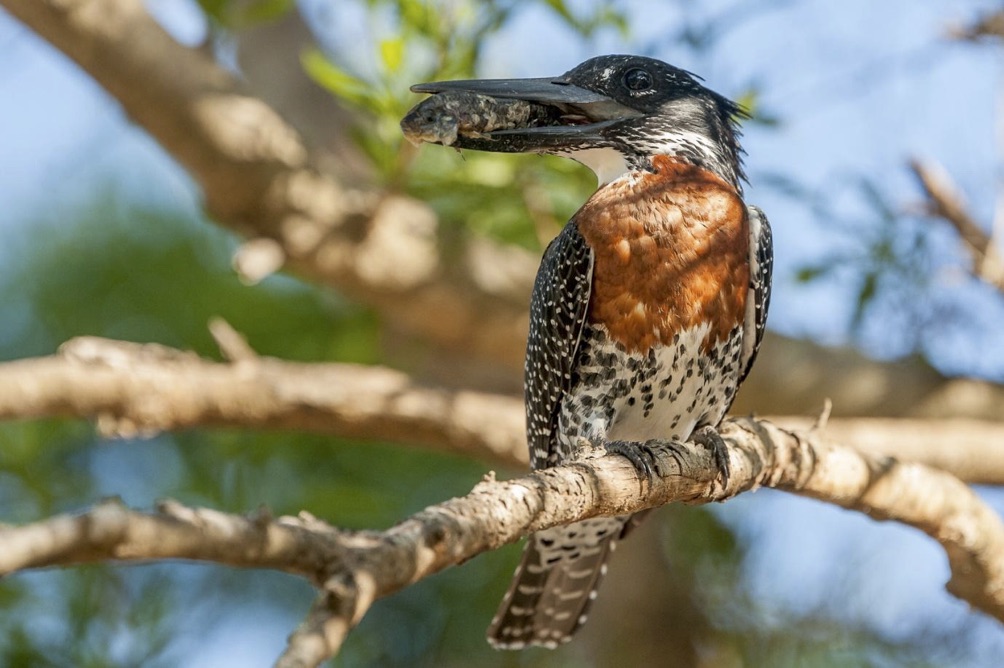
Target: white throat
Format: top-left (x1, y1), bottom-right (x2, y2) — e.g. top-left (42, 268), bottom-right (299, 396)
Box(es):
top-left (561, 147), bottom-right (632, 186)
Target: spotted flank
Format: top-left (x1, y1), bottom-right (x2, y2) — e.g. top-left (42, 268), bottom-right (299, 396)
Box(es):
top-left (739, 205), bottom-right (773, 384)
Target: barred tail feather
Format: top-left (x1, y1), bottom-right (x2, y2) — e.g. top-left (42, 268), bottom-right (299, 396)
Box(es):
top-left (487, 517), bottom-right (626, 649)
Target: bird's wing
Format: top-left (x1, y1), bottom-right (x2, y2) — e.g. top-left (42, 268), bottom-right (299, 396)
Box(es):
top-left (738, 204), bottom-right (773, 385)
top-left (524, 221), bottom-right (594, 470)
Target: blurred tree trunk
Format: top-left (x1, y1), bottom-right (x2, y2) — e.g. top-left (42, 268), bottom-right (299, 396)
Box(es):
top-left (234, 5), bottom-right (371, 186)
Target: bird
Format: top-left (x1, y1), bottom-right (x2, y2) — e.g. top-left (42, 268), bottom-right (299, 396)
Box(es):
top-left (409, 54), bottom-right (773, 650)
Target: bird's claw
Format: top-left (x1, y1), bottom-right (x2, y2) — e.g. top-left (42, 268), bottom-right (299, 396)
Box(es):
top-left (604, 439), bottom-right (661, 492)
top-left (691, 425), bottom-right (731, 491)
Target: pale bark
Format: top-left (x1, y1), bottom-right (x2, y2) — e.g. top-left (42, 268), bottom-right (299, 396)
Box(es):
top-left (911, 158), bottom-right (1004, 293)
top-left (0, 0), bottom-right (534, 369)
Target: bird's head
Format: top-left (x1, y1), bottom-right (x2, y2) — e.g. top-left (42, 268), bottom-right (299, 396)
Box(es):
top-left (410, 54), bottom-right (746, 189)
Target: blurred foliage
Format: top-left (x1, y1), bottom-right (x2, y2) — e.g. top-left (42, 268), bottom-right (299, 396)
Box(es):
top-left (781, 169), bottom-right (1003, 367)
top-left (790, 177), bottom-right (935, 334)
top-left (0, 186), bottom-right (493, 665)
top-left (2, 0), bottom-right (1002, 667)
top-left (197, 0), bottom-right (295, 30)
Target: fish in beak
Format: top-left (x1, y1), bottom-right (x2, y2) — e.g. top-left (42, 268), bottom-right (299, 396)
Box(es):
top-left (402, 75), bottom-right (642, 153)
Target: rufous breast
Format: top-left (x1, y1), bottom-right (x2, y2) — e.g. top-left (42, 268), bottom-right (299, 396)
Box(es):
top-left (575, 155), bottom-right (750, 354)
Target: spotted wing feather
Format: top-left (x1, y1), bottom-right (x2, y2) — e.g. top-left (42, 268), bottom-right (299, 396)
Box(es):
top-left (738, 205), bottom-right (773, 385)
top-left (487, 222), bottom-right (601, 649)
top-left (523, 222), bottom-right (594, 470)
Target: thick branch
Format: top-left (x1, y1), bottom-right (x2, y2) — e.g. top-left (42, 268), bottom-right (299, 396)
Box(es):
top-left (3, 336), bottom-right (1004, 483)
top-left (734, 332), bottom-right (1004, 422)
top-left (0, 336), bottom-right (526, 465)
top-left (776, 415), bottom-right (1004, 485)
top-left (2, 420), bottom-right (1003, 666)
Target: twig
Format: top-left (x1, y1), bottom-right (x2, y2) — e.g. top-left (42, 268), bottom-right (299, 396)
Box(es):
top-left (811, 398), bottom-right (833, 432)
top-left (208, 317), bottom-right (259, 362)
top-left (277, 575), bottom-right (373, 668)
top-left (910, 157), bottom-right (1004, 293)
top-left (948, 11), bottom-right (1004, 41)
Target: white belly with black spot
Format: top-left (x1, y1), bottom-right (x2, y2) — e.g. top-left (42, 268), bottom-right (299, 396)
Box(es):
top-left (556, 322), bottom-right (744, 456)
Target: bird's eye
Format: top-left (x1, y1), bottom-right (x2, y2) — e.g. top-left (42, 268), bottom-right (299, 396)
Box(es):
top-left (623, 68), bottom-right (653, 92)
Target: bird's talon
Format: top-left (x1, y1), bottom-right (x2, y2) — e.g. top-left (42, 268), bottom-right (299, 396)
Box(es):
top-left (604, 440), bottom-right (659, 491)
top-left (692, 425), bottom-right (731, 490)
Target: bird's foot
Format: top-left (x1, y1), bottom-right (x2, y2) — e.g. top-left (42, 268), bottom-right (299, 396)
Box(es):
top-left (604, 439), bottom-right (661, 492)
top-left (691, 425), bottom-right (731, 491)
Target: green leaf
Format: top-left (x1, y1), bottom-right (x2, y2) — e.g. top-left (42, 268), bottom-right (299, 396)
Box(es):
top-left (736, 89), bottom-right (759, 115)
top-left (380, 37), bottom-right (405, 74)
top-left (239, 0), bottom-right (294, 24)
top-left (398, 0), bottom-right (438, 38)
top-left (735, 87), bottom-right (782, 126)
top-left (195, 0), bottom-right (227, 24)
top-left (852, 271), bottom-right (879, 327)
top-left (196, 0), bottom-right (293, 29)
top-left (301, 48), bottom-right (369, 106)
top-left (545, 0), bottom-right (575, 25)
top-left (795, 264), bottom-right (830, 283)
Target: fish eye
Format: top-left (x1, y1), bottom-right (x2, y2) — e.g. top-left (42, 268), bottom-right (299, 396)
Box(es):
top-left (623, 68), bottom-right (653, 92)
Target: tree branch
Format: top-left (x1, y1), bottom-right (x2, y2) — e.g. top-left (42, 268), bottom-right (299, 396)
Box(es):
top-left (0, 498), bottom-right (333, 578)
top-left (3, 2), bottom-right (1003, 663)
top-left (910, 157), bottom-right (1004, 293)
top-left (774, 415), bottom-right (1004, 486)
top-left (949, 11), bottom-right (1004, 41)
top-left (1, 420), bottom-right (1003, 666)
top-left (277, 574), bottom-right (371, 667)
top-left (734, 332), bottom-right (1004, 421)
top-left (3, 336), bottom-right (1004, 482)
top-left (0, 336), bottom-right (526, 466)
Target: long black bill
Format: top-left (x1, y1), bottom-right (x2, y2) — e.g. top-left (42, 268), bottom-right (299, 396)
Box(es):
top-left (408, 76), bottom-right (640, 152)
top-left (411, 77), bottom-right (609, 105)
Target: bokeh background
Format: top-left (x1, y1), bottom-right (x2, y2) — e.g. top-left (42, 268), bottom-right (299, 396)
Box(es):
top-left (1, 0), bottom-right (1003, 665)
